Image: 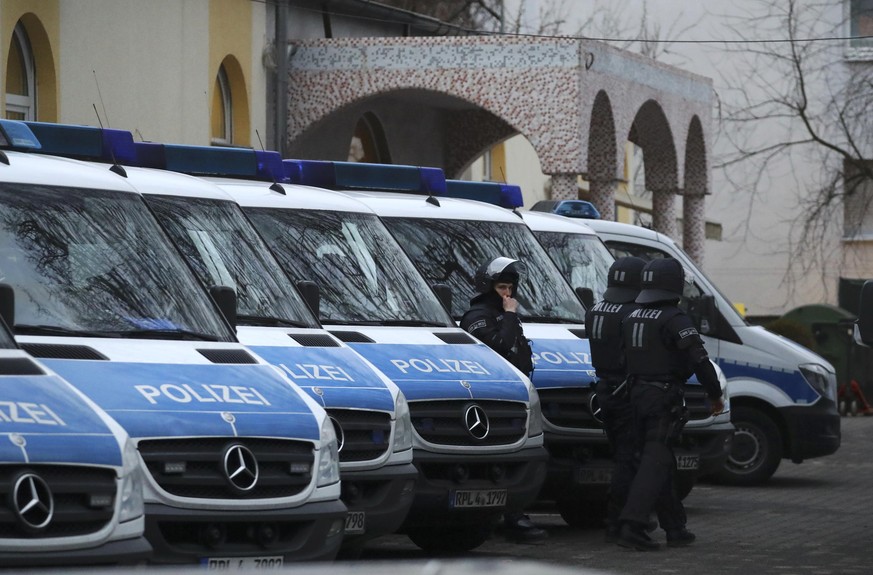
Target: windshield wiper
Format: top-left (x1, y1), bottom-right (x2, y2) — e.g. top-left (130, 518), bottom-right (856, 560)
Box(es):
top-left (379, 319), bottom-right (451, 327)
top-left (120, 328), bottom-right (221, 341)
top-left (237, 314), bottom-right (311, 328)
top-left (521, 315), bottom-right (585, 324)
top-left (14, 324), bottom-right (118, 338)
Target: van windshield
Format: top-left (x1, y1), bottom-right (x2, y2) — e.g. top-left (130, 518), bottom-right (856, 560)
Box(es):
top-left (533, 231), bottom-right (614, 302)
top-left (244, 208), bottom-right (454, 326)
top-left (145, 195), bottom-right (319, 328)
top-left (384, 217), bottom-right (587, 323)
top-left (0, 183), bottom-right (234, 340)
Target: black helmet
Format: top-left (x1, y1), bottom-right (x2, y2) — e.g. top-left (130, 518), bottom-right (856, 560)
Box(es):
top-left (636, 258), bottom-right (684, 304)
top-left (474, 257), bottom-right (526, 293)
top-left (603, 256), bottom-right (646, 303)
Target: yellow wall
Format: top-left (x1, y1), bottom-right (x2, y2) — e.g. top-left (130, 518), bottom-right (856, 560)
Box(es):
top-left (1, 0), bottom-right (59, 121)
top-left (209, 0), bottom-right (251, 146)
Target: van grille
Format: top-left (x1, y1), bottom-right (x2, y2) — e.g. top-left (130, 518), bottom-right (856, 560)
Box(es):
top-left (20, 343), bottom-right (108, 361)
top-left (137, 438), bottom-right (314, 499)
top-left (327, 409), bottom-right (392, 462)
top-left (287, 333), bottom-right (340, 347)
top-left (683, 385), bottom-right (713, 421)
top-left (538, 388), bottom-right (597, 429)
top-left (409, 400), bottom-right (527, 446)
top-left (329, 331), bottom-right (374, 343)
top-left (196, 349), bottom-right (257, 364)
top-left (0, 466), bottom-right (116, 538)
top-left (433, 332), bottom-right (476, 344)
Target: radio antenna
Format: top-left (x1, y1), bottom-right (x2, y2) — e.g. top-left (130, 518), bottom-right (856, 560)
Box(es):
top-left (92, 69), bottom-right (111, 128)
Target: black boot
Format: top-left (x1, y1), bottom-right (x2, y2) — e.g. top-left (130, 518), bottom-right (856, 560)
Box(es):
top-left (503, 513), bottom-right (548, 544)
top-left (666, 527), bottom-right (696, 547)
top-left (617, 523), bottom-right (660, 551)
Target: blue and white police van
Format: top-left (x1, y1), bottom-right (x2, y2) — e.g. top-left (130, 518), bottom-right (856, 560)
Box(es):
top-left (0, 286), bottom-right (149, 566)
top-left (0, 121), bottom-right (345, 565)
top-left (286, 162), bottom-right (726, 525)
top-left (583, 217), bottom-right (840, 484)
top-left (130, 152), bottom-right (547, 553)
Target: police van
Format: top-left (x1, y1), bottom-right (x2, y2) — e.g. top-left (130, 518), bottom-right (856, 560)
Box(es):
top-left (0, 122), bottom-right (345, 565)
top-left (582, 218), bottom-right (840, 484)
top-left (0, 288), bottom-right (149, 566)
top-left (131, 153), bottom-right (547, 553)
top-left (36, 126), bottom-right (419, 557)
top-left (515, 207), bottom-right (734, 488)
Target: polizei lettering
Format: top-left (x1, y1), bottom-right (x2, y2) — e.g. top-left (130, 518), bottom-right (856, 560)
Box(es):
top-left (134, 384), bottom-right (271, 406)
top-left (629, 308), bottom-right (663, 320)
top-left (390, 358), bottom-right (491, 375)
top-left (591, 301), bottom-right (623, 314)
top-left (531, 350), bottom-right (591, 366)
top-left (278, 363), bottom-right (354, 382)
top-left (0, 401), bottom-right (66, 426)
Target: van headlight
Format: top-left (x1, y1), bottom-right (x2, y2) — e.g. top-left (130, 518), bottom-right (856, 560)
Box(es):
top-left (716, 364), bottom-right (730, 413)
top-left (316, 417), bottom-right (341, 487)
top-left (528, 385), bottom-right (544, 437)
top-left (393, 393), bottom-right (414, 453)
top-left (800, 363), bottom-right (836, 402)
top-left (118, 439), bottom-right (144, 523)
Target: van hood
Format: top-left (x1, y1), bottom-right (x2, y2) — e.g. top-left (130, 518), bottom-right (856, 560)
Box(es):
top-left (0, 370), bottom-right (121, 466)
top-left (740, 325), bottom-right (835, 372)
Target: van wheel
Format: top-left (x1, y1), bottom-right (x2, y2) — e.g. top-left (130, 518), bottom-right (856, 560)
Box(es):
top-left (716, 406), bottom-right (782, 485)
top-left (556, 496), bottom-right (607, 528)
top-left (406, 523), bottom-right (492, 554)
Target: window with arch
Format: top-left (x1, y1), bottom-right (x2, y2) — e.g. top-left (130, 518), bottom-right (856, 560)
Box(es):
top-left (348, 112), bottom-right (391, 163)
top-left (5, 23), bottom-right (36, 120)
top-left (211, 65), bottom-right (232, 145)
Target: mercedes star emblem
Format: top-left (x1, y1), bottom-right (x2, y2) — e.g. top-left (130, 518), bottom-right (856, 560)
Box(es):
top-left (464, 404), bottom-right (490, 440)
top-left (223, 444), bottom-right (259, 492)
top-left (13, 473), bottom-right (54, 531)
top-left (589, 393), bottom-right (603, 424)
top-left (329, 415), bottom-right (346, 453)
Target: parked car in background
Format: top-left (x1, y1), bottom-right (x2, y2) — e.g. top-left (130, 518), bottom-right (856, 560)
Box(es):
top-left (530, 199), bottom-right (601, 220)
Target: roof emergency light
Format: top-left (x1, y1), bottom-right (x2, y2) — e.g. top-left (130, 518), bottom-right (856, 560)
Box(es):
top-left (132, 142), bottom-right (284, 182)
top-left (444, 179), bottom-right (524, 209)
top-left (0, 120), bottom-right (41, 150)
top-left (283, 159), bottom-right (447, 195)
top-left (24, 121), bottom-right (136, 163)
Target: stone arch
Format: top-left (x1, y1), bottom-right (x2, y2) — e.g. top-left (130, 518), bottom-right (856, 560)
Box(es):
top-left (683, 115), bottom-right (708, 264)
top-left (587, 89), bottom-right (620, 220)
top-left (628, 99), bottom-right (679, 236)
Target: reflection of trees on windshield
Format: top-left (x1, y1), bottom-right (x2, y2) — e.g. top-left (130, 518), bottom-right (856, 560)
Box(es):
top-left (534, 231), bottom-right (613, 302)
top-left (384, 217), bottom-right (587, 322)
top-left (0, 184), bottom-right (233, 339)
top-left (244, 208), bottom-right (451, 325)
top-left (146, 196), bottom-right (318, 327)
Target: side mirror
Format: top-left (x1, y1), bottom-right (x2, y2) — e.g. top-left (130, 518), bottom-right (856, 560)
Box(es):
top-left (0, 283), bottom-right (14, 331)
top-left (209, 285), bottom-right (237, 330)
top-left (575, 286), bottom-right (594, 309)
top-left (857, 280), bottom-right (873, 345)
top-left (691, 294), bottom-right (717, 335)
top-left (432, 283), bottom-right (452, 314)
top-left (296, 280), bottom-right (320, 318)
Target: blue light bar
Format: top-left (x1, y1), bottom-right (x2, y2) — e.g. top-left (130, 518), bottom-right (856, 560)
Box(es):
top-left (0, 120), bottom-right (41, 150)
top-left (444, 180), bottom-right (524, 209)
top-left (132, 142), bottom-right (282, 182)
top-left (24, 121), bottom-right (137, 163)
top-left (283, 159), bottom-right (447, 195)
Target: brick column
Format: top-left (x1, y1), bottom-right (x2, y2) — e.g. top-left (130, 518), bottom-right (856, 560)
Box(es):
top-left (652, 189), bottom-right (677, 239)
top-left (550, 174), bottom-right (578, 201)
top-left (589, 179), bottom-right (616, 221)
top-left (683, 193), bottom-right (706, 266)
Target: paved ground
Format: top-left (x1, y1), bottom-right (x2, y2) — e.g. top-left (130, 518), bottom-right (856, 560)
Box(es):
top-left (358, 415), bottom-right (873, 575)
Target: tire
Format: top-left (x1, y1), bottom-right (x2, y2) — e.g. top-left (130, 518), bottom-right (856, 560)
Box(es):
top-left (556, 496), bottom-right (608, 529)
top-left (406, 523), bottom-right (492, 554)
top-left (716, 406), bottom-right (782, 486)
top-left (674, 472), bottom-right (695, 500)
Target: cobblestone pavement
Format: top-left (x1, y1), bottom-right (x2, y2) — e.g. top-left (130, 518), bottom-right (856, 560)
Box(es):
top-left (359, 416), bottom-right (873, 575)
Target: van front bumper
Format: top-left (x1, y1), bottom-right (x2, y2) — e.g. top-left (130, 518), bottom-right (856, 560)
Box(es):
top-left (781, 402), bottom-right (841, 461)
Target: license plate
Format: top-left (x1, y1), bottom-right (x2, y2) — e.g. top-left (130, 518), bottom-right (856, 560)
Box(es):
top-left (451, 488), bottom-right (507, 508)
top-left (576, 467), bottom-right (612, 484)
top-left (676, 454), bottom-right (700, 470)
top-left (202, 556), bottom-right (283, 569)
top-left (345, 510), bottom-right (365, 534)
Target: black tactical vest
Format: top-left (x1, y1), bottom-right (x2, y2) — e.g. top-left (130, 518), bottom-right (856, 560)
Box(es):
top-left (586, 300), bottom-right (638, 380)
top-left (623, 305), bottom-right (687, 379)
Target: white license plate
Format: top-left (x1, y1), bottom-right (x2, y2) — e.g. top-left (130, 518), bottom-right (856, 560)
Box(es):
top-left (345, 510), bottom-right (365, 534)
top-left (202, 556), bottom-right (283, 570)
top-left (451, 488), bottom-right (507, 508)
top-left (576, 467), bottom-right (612, 484)
top-left (676, 454), bottom-right (700, 470)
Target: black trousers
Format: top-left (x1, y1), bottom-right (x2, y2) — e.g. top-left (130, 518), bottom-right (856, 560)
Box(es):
top-left (618, 382), bottom-right (686, 531)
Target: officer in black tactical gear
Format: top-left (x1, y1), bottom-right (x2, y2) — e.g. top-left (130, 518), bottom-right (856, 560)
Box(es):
top-left (461, 256), bottom-right (545, 544)
top-left (617, 258), bottom-right (724, 551)
top-left (585, 256), bottom-right (647, 542)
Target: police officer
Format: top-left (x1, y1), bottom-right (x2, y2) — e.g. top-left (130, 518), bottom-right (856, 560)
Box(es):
top-left (617, 258), bottom-right (724, 551)
top-left (461, 256), bottom-right (545, 544)
top-left (585, 256), bottom-right (647, 542)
